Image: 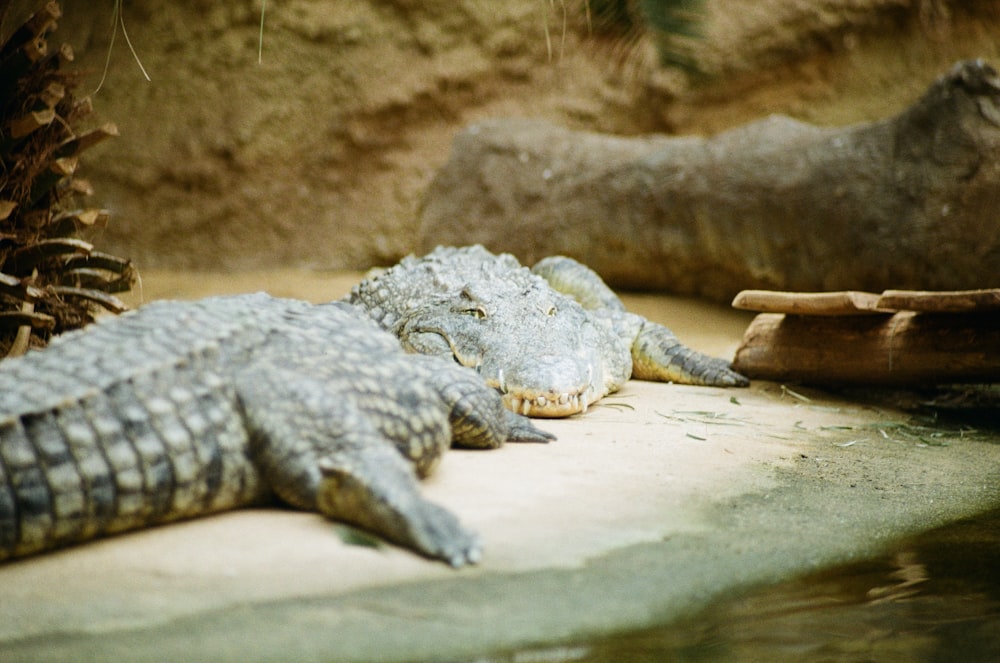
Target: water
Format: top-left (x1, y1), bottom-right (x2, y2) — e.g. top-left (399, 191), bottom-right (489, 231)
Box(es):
top-left (463, 388), bottom-right (1000, 663)
top-left (471, 508), bottom-right (1000, 663)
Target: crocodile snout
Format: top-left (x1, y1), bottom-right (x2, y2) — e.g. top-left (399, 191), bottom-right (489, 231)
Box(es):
top-left (481, 354), bottom-right (600, 418)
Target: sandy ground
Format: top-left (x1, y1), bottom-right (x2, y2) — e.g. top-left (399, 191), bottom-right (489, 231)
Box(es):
top-left (2, 272), bottom-right (999, 662)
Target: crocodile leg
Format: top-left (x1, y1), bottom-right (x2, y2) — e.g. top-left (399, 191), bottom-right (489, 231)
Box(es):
top-left (411, 356), bottom-right (555, 448)
top-left (502, 410), bottom-right (557, 443)
top-left (315, 448), bottom-right (481, 567)
top-left (533, 255), bottom-right (749, 388)
top-left (631, 320), bottom-right (750, 387)
top-left (531, 255), bottom-right (626, 312)
top-left (235, 358), bottom-right (482, 566)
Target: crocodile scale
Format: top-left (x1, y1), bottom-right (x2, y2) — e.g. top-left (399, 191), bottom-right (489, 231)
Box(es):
top-left (0, 293), bottom-right (551, 566)
top-left (349, 245), bottom-right (748, 417)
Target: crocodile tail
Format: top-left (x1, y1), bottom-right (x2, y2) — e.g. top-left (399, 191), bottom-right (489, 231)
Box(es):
top-left (0, 369), bottom-right (262, 562)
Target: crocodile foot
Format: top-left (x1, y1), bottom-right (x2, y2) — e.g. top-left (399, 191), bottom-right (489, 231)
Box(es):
top-left (632, 321), bottom-right (750, 387)
top-left (317, 457), bottom-right (481, 567)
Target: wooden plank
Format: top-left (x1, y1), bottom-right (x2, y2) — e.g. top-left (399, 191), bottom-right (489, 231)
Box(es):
top-left (732, 312), bottom-right (1000, 385)
top-left (731, 290), bottom-right (886, 315)
top-left (877, 289), bottom-right (1000, 313)
top-left (733, 288), bottom-right (1000, 315)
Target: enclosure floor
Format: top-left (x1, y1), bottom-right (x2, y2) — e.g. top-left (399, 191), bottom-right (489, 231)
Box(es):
top-left (2, 271), bottom-right (998, 662)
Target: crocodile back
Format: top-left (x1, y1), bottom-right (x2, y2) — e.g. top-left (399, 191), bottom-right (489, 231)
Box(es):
top-left (0, 294), bottom-right (285, 560)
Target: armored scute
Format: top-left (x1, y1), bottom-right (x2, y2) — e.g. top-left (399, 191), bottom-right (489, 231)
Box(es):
top-left (0, 293), bottom-right (550, 566)
top-left (349, 246), bottom-right (747, 417)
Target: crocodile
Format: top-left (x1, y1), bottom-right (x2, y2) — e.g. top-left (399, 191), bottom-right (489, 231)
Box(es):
top-left (0, 293), bottom-right (552, 567)
top-left (348, 245), bottom-right (748, 418)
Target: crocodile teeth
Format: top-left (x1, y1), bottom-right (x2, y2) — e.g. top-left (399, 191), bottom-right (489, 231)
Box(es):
top-left (505, 390), bottom-right (591, 417)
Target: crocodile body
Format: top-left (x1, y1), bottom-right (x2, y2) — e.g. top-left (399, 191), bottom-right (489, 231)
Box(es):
top-left (0, 293), bottom-right (550, 566)
top-left (349, 245), bottom-right (748, 418)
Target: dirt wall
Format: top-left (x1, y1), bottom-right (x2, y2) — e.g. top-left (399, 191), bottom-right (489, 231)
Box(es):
top-left (18, 0), bottom-right (1000, 272)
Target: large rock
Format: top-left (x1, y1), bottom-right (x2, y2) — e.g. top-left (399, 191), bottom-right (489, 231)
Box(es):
top-left (418, 61), bottom-right (1000, 301)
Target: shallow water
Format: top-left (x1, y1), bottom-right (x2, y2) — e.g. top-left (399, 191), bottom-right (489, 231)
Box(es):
top-left (470, 507), bottom-right (1000, 663)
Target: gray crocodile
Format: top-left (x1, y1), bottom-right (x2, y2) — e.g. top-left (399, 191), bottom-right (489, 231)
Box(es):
top-left (0, 293), bottom-right (551, 567)
top-left (348, 245), bottom-right (748, 418)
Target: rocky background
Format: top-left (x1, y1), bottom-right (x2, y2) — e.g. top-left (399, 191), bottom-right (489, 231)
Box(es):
top-left (9, 0), bottom-right (1000, 273)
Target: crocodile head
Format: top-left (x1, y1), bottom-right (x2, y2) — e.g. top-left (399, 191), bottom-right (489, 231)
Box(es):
top-left (361, 249), bottom-right (632, 418)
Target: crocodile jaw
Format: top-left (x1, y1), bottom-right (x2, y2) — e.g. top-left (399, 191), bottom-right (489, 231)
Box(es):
top-left (478, 360), bottom-right (603, 418)
top-left (401, 326), bottom-right (607, 417)
top-left (499, 388), bottom-right (596, 418)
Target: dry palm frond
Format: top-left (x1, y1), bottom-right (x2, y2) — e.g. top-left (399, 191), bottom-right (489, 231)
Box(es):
top-left (0, 2), bottom-right (135, 357)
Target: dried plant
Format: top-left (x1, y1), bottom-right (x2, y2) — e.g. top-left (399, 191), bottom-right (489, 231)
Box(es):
top-left (0, 1), bottom-right (135, 357)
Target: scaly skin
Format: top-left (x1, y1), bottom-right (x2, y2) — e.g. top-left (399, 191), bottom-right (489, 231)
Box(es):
top-left (348, 246), bottom-right (748, 418)
top-left (0, 293), bottom-right (551, 566)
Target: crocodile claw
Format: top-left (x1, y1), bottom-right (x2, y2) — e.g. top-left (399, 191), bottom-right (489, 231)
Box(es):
top-left (504, 410), bottom-right (556, 443)
top-left (410, 500), bottom-right (483, 568)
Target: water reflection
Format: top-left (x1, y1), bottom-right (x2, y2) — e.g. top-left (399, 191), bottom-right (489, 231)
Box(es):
top-left (472, 509), bottom-right (1000, 663)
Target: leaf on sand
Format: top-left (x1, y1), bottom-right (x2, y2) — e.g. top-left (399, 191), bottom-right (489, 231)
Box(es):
top-left (335, 525), bottom-right (384, 550)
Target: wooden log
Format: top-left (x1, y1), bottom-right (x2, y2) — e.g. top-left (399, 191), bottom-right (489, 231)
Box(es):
top-left (733, 312), bottom-right (1000, 385)
top-left (733, 288), bottom-right (1000, 315)
top-left (731, 290), bottom-right (887, 316)
top-left (877, 289), bottom-right (1000, 313)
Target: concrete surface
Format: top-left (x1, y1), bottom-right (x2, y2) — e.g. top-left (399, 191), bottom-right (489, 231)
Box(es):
top-left (1, 271), bottom-right (998, 662)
